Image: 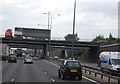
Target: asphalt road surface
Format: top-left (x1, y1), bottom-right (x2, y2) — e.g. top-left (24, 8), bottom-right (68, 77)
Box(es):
top-left (2, 59), bottom-right (98, 83)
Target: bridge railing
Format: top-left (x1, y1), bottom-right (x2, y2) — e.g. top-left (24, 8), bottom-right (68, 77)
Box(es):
top-left (51, 37), bottom-right (93, 42)
top-left (1, 36), bottom-right (93, 42)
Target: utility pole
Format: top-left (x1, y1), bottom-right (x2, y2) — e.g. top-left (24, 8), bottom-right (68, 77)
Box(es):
top-left (71, 0), bottom-right (76, 60)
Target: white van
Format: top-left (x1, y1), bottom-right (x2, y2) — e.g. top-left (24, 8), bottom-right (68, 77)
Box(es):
top-left (99, 52), bottom-right (120, 74)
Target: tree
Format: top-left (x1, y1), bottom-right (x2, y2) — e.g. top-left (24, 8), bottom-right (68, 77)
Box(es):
top-left (64, 33), bottom-right (79, 41)
top-left (92, 35), bottom-right (104, 42)
top-left (109, 33), bottom-right (113, 40)
top-left (92, 33), bottom-right (119, 44)
top-left (108, 33), bottom-right (118, 44)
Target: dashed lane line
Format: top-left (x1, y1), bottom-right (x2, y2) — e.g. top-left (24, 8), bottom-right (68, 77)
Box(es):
top-left (51, 79), bottom-right (55, 82)
top-left (45, 71), bottom-right (47, 75)
top-left (11, 78), bottom-right (14, 82)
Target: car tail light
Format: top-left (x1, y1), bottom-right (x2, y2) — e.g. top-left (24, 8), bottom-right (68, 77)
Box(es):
top-left (63, 68), bottom-right (66, 72)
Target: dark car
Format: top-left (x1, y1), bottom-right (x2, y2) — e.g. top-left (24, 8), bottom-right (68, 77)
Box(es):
top-left (8, 54), bottom-right (17, 63)
top-left (58, 60), bottom-right (82, 80)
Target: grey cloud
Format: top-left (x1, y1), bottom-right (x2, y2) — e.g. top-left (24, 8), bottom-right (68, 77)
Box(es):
top-left (76, 2), bottom-right (117, 17)
top-left (1, 1), bottom-right (118, 39)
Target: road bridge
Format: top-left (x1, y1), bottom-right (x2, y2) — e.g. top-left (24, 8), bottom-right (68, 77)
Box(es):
top-left (99, 43), bottom-right (120, 52)
top-left (1, 37), bottom-right (100, 62)
top-left (2, 38), bottom-right (99, 47)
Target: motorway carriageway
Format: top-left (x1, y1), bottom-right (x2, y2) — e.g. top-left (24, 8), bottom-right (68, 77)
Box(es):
top-left (1, 59), bottom-right (99, 83)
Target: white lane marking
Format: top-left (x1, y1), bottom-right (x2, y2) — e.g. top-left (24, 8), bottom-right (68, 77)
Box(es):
top-left (51, 79), bottom-right (55, 82)
top-left (43, 60), bottom-right (59, 68)
top-left (45, 71), bottom-right (47, 75)
top-left (43, 60), bottom-right (50, 64)
top-left (40, 67), bottom-right (42, 70)
top-left (43, 60), bottom-right (99, 83)
top-left (11, 78), bottom-right (14, 82)
top-left (82, 76), bottom-right (99, 84)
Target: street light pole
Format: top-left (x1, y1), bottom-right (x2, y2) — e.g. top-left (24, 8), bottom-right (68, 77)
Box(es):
top-left (43, 12), bottom-right (60, 57)
top-left (71, 0), bottom-right (76, 60)
top-left (48, 12), bottom-right (50, 30)
top-left (43, 12), bottom-right (50, 30)
top-left (50, 14), bottom-right (52, 31)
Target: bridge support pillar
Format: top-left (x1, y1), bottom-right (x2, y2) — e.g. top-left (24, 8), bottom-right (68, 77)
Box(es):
top-left (34, 49), bottom-right (37, 56)
top-left (61, 50), bottom-right (66, 58)
top-left (89, 47), bottom-right (99, 62)
top-left (43, 44), bottom-right (48, 59)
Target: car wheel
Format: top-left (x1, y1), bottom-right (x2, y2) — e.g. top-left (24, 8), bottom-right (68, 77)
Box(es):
top-left (58, 69), bottom-right (61, 78)
top-left (8, 60), bottom-right (10, 63)
top-left (78, 76), bottom-right (82, 80)
top-left (61, 73), bottom-right (66, 80)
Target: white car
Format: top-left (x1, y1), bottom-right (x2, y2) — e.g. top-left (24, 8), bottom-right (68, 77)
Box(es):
top-left (24, 57), bottom-right (33, 64)
top-left (54, 56), bottom-right (59, 60)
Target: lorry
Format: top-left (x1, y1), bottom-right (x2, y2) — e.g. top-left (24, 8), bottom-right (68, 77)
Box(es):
top-left (0, 43), bottom-right (9, 60)
top-left (14, 27), bottom-right (50, 40)
top-left (98, 51), bottom-right (120, 75)
top-left (5, 29), bottom-right (13, 38)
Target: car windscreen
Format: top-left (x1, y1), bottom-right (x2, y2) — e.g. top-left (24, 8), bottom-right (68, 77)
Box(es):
top-left (66, 61), bottom-right (80, 67)
top-left (111, 59), bottom-right (120, 65)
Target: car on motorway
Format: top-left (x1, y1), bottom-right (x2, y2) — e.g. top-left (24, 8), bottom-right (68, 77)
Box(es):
top-left (8, 54), bottom-right (17, 63)
top-left (58, 60), bottom-right (82, 80)
top-left (24, 57), bottom-right (33, 64)
top-left (54, 56), bottom-right (59, 60)
top-left (98, 51), bottom-right (120, 75)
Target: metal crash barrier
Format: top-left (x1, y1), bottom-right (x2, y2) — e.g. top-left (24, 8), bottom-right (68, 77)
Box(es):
top-left (82, 65), bottom-right (120, 84)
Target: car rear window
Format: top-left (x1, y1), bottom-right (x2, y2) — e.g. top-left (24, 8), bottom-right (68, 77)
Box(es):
top-left (66, 61), bottom-right (80, 67)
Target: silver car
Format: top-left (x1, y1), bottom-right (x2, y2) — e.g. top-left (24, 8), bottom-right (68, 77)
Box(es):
top-left (24, 57), bottom-right (33, 64)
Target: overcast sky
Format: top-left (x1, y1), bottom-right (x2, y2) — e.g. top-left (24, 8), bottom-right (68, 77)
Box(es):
top-left (0, 0), bottom-right (119, 40)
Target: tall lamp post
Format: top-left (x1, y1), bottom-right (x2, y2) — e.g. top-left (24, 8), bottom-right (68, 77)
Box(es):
top-left (43, 12), bottom-right (60, 57)
top-left (43, 12), bottom-right (50, 30)
top-left (71, 0), bottom-right (76, 60)
top-left (43, 12), bottom-right (60, 39)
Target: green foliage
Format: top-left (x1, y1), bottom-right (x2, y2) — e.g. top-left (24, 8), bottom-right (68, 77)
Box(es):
top-left (64, 33), bottom-right (119, 62)
top-left (64, 33), bottom-right (79, 41)
top-left (66, 49), bottom-right (88, 60)
top-left (92, 35), bottom-right (104, 42)
top-left (92, 33), bottom-right (120, 44)
top-left (107, 33), bottom-right (118, 44)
